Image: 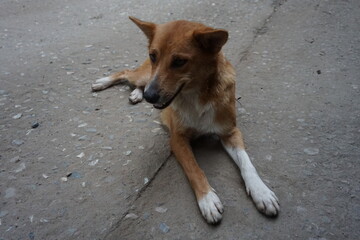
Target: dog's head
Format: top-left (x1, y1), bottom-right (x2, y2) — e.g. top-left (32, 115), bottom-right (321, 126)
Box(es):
top-left (129, 16), bottom-right (228, 109)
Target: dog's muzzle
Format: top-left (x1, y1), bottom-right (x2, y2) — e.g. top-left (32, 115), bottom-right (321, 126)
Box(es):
top-left (144, 79), bottom-right (184, 110)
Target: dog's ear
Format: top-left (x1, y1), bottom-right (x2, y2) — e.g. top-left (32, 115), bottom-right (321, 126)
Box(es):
top-left (129, 16), bottom-right (156, 42)
top-left (193, 28), bottom-right (228, 53)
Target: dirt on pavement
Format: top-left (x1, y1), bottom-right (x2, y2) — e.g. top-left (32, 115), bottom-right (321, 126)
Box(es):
top-left (1, 0), bottom-right (359, 240)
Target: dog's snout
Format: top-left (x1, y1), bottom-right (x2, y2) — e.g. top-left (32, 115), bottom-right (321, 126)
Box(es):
top-left (144, 78), bottom-right (160, 104)
top-left (144, 88), bottom-right (160, 103)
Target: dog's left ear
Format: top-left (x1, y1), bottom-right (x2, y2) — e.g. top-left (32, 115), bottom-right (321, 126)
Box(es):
top-left (129, 16), bottom-right (156, 42)
top-left (193, 28), bottom-right (228, 53)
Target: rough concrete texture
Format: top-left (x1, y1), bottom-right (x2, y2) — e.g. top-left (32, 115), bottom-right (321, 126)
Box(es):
top-left (0, 0), bottom-right (359, 239)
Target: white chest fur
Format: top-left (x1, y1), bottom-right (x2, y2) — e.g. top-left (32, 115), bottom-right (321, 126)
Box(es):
top-left (172, 92), bottom-right (224, 135)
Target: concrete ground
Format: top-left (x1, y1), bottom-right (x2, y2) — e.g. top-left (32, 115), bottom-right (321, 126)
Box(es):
top-left (0, 0), bottom-right (359, 239)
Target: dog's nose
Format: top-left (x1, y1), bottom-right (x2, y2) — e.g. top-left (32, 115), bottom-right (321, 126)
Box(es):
top-left (144, 77), bottom-right (160, 104)
top-left (144, 88), bottom-right (160, 104)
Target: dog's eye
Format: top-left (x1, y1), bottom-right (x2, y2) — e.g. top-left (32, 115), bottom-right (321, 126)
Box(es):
top-left (149, 53), bottom-right (157, 63)
top-left (171, 58), bottom-right (188, 68)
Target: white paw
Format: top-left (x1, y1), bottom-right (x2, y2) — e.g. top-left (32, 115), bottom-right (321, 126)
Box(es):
top-left (129, 88), bottom-right (143, 104)
top-left (246, 178), bottom-right (280, 216)
top-left (198, 190), bottom-right (224, 224)
top-left (92, 77), bottom-right (112, 91)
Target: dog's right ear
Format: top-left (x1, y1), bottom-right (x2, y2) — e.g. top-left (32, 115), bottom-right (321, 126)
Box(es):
top-left (129, 16), bottom-right (156, 42)
top-left (193, 28), bottom-right (228, 54)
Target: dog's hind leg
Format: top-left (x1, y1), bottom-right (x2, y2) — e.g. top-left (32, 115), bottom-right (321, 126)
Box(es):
top-left (92, 58), bottom-right (151, 103)
top-left (221, 128), bottom-right (280, 217)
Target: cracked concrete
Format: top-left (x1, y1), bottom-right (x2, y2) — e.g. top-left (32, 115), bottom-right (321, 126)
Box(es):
top-left (0, 0), bottom-right (359, 239)
top-left (105, 0), bottom-right (360, 239)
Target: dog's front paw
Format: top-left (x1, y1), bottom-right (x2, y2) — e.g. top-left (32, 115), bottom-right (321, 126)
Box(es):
top-left (129, 88), bottom-right (143, 104)
top-left (198, 190), bottom-right (224, 224)
top-left (246, 178), bottom-right (280, 216)
top-left (92, 77), bottom-right (112, 91)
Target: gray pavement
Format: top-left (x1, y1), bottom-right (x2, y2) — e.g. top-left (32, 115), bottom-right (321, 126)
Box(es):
top-left (1, 0), bottom-right (359, 239)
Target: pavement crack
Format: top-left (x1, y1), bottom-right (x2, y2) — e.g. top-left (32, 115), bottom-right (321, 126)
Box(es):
top-left (104, 153), bottom-right (172, 238)
top-left (236, 0), bottom-right (287, 65)
top-left (134, 153), bottom-right (172, 201)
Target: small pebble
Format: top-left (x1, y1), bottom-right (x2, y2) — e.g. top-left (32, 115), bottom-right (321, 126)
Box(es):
top-left (78, 123), bottom-right (88, 128)
top-left (101, 146), bottom-right (113, 150)
top-left (124, 150), bottom-right (132, 156)
top-left (61, 177), bottom-right (68, 182)
top-left (14, 162), bottom-right (26, 173)
top-left (104, 176), bottom-right (115, 183)
top-left (66, 228), bottom-right (77, 236)
top-left (78, 135), bottom-right (88, 141)
top-left (0, 210), bottom-right (9, 217)
top-left (12, 113), bottom-right (22, 119)
top-left (159, 222), bottom-right (170, 233)
top-left (68, 171), bottom-right (82, 179)
top-left (12, 139), bottom-right (24, 146)
top-left (10, 156), bottom-right (20, 163)
top-left (126, 115), bottom-right (133, 122)
top-left (151, 128), bottom-right (161, 133)
top-left (87, 68), bottom-right (99, 74)
top-left (304, 148), bottom-right (319, 155)
top-left (144, 177), bottom-right (149, 185)
top-left (188, 223), bottom-right (196, 231)
top-left (5, 187), bottom-right (16, 198)
top-left (155, 206), bottom-right (168, 213)
top-left (237, 108), bottom-right (246, 114)
top-left (28, 232), bottom-right (35, 240)
top-left (40, 218), bottom-right (49, 223)
top-left (77, 152), bottom-right (85, 158)
top-left (85, 128), bottom-right (97, 133)
top-left (42, 174), bottom-right (49, 179)
top-left (125, 213), bottom-right (138, 220)
top-left (31, 122), bottom-right (39, 128)
top-left (296, 206), bottom-right (307, 214)
top-left (89, 159), bottom-right (99, 166)
top-left (82, 59), bottom-right (92, 64)
top-left (321, 216), bottom-right (331, 224)
top-left (143, 212), bottom-right (151, 220)
top-left (123, 160), bottom-right (131, 166)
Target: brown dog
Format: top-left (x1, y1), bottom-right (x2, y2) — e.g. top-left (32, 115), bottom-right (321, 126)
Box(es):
top-left (92, 17), bottom-right (279, 224)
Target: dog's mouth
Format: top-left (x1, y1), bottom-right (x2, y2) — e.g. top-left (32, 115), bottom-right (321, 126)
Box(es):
top-left (153, 84), bottom-right (185, 109)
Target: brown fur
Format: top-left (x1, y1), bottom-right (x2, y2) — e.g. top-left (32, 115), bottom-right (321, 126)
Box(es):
top-left (92, 17), bottom-right (279, 224)
top-left (95, 15), bottom-right (241, 215)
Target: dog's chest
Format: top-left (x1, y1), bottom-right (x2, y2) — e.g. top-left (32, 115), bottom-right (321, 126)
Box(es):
top-left (172, 95), bottom-right (224, 134)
